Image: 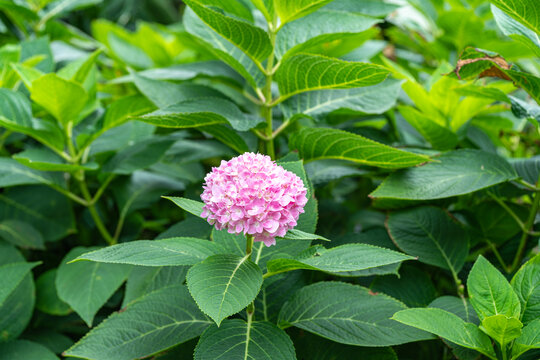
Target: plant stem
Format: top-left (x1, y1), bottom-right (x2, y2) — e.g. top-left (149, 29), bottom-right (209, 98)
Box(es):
top-left (262, 17), bottom-right (278, 159)
top-left (510, 187), bottom-right (540, 272)
top-left (78, 177), bottom-right (115, 245)
top-left (488, 192), bottom-right (526, 231)
top-left (246, 234), bottom-right (254, 260)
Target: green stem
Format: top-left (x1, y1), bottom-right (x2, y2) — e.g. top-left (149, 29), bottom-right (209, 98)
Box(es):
top-left (91, 174), bottom-right (116, 205)
top-left (510, 188), bottom-right (540, 272)
top-left (246, 234), bottom-right (254, 260)
top-left (79, 177), bottom-right (116, 245)
top-left (488, 192), bottom-right (526, 231)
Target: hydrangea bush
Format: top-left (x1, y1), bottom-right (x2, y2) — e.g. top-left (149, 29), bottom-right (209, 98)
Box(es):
top-left (0, 0), bottom-right (539, 360)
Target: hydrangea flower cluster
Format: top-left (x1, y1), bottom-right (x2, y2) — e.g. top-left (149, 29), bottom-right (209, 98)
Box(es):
top-left (201, 153), bottom-right (308, 247)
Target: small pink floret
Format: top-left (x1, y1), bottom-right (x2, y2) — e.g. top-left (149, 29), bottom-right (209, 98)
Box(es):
top-left (200, 153), bottom-right (308, 247)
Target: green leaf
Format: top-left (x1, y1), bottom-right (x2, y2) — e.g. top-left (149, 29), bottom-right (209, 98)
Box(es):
top-left (194, 319), bottom-right (296, 360)
top-left (199, 124), bottom-right (250, 153)
top-left (64, 285), bottom-right (211, 360)
top-left (386, 206), bottom-right (469, 273)
top-left (255, 272), bottom-right (306, 322)
top-left (0, 157), bottom-right (65, 188)
top-left (0, 220), bottom-right (44, 249)
top-left (276, 54), bottom-right (389, 99)
top-left (370, 149), bottom-right (518, 200)
top-left (275, 0), bottom-right (336, 24)
top-left (326, 0), bottom-right (400, 17)
top-left (429, 296), bottom-right (479, 324)
top-left (290, 127), bottom-right (431, 169)
top-left (35, 269), bottom-right (71, 316)
top-left (0, 261), bottom-right (39, 306)
top-left (278, 282), bottom-right (433, 346)
top-left (184, 0), bottom-right (271, 63)
top-left (280, 229), bottom-right (329, 241)
top-left (165, 196), bottom-right (204, 218)
top-left (103, 94), bottom-right (156, 131)
top-left (30, 73), bottom-right (88, 126)
top-left (275, 9), bottom-right (380, 59)
top-left (480, 315), bottom-right (522, 346)
top-left (186, 254), bottom-right (263, 326)
top-left (489, 0), bottom-right (540, 34)
top-left (392, 308), bottom-right (496, 358)
top-left (512, 318), bottom-right (540, 360)
top-left (511, 254), bottom-right (540, 324)
top-left (492, 5), bottom-right (540, 57)
top-left (0, 340), bottom-right (59, 360)
top-left (266, 243), bottom-right (414, 276)
top-left (468, 256), bottom-right (521, 321)
top-left (398, 105), bottom-right (458, 150)
top-left (56, 247), bottom-right (131, 327)
top-left (136, 97), bottom-right (263, 132)
top-left (72, 238), bottom-right (222, 266)
top-left (281, 79), bottom-right (403, 121)
top-left (13, 148), bottom-right (98, 172)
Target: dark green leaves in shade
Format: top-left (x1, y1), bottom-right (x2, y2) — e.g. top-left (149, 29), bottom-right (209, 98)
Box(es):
top-left (278, 282), bottom-right (434, 346)
top-left (467, 256), bottom-right (521, 321)
top-left (512, 318), bottom-right (540, 359)
top-left (55, 247), bottom-right (131, 327)
top-left (194, 319), bottom-right (296, 360)
top-left (370, 149), bottom-right (518, 200)
top-left (64, 285), bottom-right (211, 360)
top-left (0, 220), bottom-right (44, 250)
top-left (72, 238), bottom-right (221, 266)
top-left (0, 261), bottom-right (39, 306)
top-left (392, 308), bottom-right (496, 358)
top-left (0, 340), bottom-right (59, 360)
top-left (290, 127), bottom-right (431, 169)
top-left (276, 54), bottom-right (389, 98)
top-left (511, 254), bottom-right (540, 324)
top-left (0, 157), bottom-right (65, 188)
top-left (35, 269), bottom-right (71, 316)
top-left (187, 254), bottom-right (263, 325)
top-left (386, 206), bottom-right (469, 273)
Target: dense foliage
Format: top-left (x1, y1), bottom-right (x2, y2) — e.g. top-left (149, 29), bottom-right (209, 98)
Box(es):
top-left (0, 0), bottom-right (539, 359)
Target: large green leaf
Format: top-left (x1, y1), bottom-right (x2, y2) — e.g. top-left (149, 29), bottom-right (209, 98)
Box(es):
top-left (64, 285), bottom-right (211, 360)
top-left (512, 318), bottom-right (540, 359)
top-left (56, 247), bottom-right (131, 327)
top-left (276, 54), bottom-right (389, 98)
top-left (266, 243), bottom-right (414, 276)
top-left (184, 0), bottom-right (271, 63)
top-left (0, 220), bottom-right (44, 250)
top-left (480, 314), bottom-right (522, 347)
top-left (275, 9), bottom-right (380, 59)
top-left (489, 0), bottom-right (540, 34)
top-left (370, 149), bottom-right (518, 200)
top-left (0, 261), bottom-right (38, 306)
top-left (13, 148), bottom-right (98, 172)
top-left (275, 0), bottom-right (336, 24)
top-left (491, 5), bottom-right (540, 57)
top-left (386, 206), bottom-right (469, 273)
top-left (199, 124), bottom-right (250, 153)
top-left (136, 97), bottom-right (263, 131)
top-left (278, 282), bottom-right (433, 346)
top-left (511, 254), bottom-right (540, 324)
top-left (290, 127), bottom-right (431, 169)
top-left (194, 319), bottom-right (296, 360)
top-left (280, 79), bottom-right (403, 120)
top-left (392, 308), bottom-right (496, 358)
top-left (468, 256), bottom-right (521, 321)
top-left (30, 73), bottom-right (88, 126)
top-left (187, 254), bottom-right (263, 326)
top-left (0, 157), bottom-right (65, 188)
top-left (0, 340), bottom-right (59, 360)
top-left (72, 238), bottom-right (221, 266)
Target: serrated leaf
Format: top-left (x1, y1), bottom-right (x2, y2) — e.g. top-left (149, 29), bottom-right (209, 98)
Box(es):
top-left (492, 5), bottom-right (540, 57)
top-left (511, 254), bottom-right (540, 324)
top-left (468, 256), bottom-right (521, 322)
top-left (278, 281), bottom-right (433, 346)
top-left (56, 247), bottom-right (131, 327)
top-left (165, 196), bottom-right (204, 218)
top-left (392, 308), bottom-right (496, 358)
top-left (370, 149), bottom-right (518, 200)
top-left (136, 97), bottom-right (263, 131)
top-left (64, 285), bottom-right (211, 360)
top-left (72, 238), bottom-right (221, 266)
top-left (275, 0), bottom-right (335, 24)
top-left (489, 0), bottom-right (540, 35)
top-left (0, 261), bottom-right (39, 306)
top-left (266, 243), bottom-right (414, 276)
top-left (480, 315), bottom-right (522, 346)
top-left (290, 127), bottom-right (430, 169)
top-left (194, 319), bottom-right (296, 360)
top-left (512, 318), bottom-right (540, 360)
top-left (187, 254), bottom-right (263, 326)
top-left (386, 206), bottom-right (469, 273)
top-left (276, 54), bottom-right (389, 98)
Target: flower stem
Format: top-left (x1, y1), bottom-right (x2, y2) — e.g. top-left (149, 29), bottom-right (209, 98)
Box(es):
top-left (246, 234), bottom-right (254, 260)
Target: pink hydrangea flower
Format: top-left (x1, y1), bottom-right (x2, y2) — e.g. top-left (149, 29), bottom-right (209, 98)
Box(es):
top-left (201, 153), bottom-right (308, 247)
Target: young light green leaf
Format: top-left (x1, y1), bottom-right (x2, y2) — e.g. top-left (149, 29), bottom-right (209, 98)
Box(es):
top-left (0, 220), bottom-right (44, 250)
top-left (386, 206), bottom-right (469, 273)
top-left (276, 54), bottom-right (389, 99)
top-left (512, 318), bottom-right (540, 360)
top-left (165, 196), bottom-right (205, 218)
top-left (186, 254), bottom-right (263, 326)
top-left (0, 340), bottom-right (59, 360)
top-left (492, 5), bottom-right (540, 57)
top-left (72, 238), bottom-right (221, 266)
top-left (0, 261), bottom-right (39, 306)
top-left (511, 254), bottom-right (540, 324)
top-left (266, 243), bottom-right (414, 276)
top-left (392, 308), bottom-right (496, 358)
top-left (278, 282), bottom-right (434, 346)
top-left (489, 0), bottom-right (540, 34)
top-left (56, 247), bottom-right (131, 327)
top-left (30, 73), bottom-right (88, 126)
top-left (64, 285), bottom-right (211, 360)
top-left (480, 315), bottom-right (522, 346)
top-left (274, 0), bottom-right (336, 24)
top-left (184, 0), bottom-right (271, 63)
top-left (370, 149), bottom-right (518, 200)
top-left (194, 319), bottom-right (296, 360)
top-left (468, 256), bottom-right (521, 321)
top-left (290, 127), bottom-right (431, 169)
top-left (103, 95), bottom-right (156, 131)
